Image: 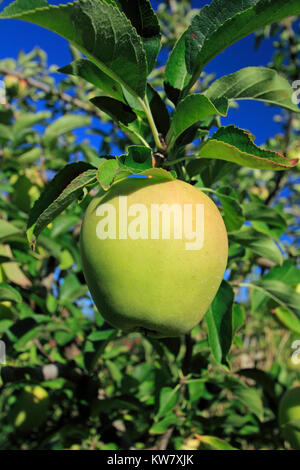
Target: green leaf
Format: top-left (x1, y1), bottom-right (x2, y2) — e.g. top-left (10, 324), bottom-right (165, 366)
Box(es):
top-left (233, 303), bottom-right (246, 333)
top-left (164, 34), bottom-right (189, 105)
top-left (60, 274), bottom-right (87, 303)
top-left (188, 380), bottom-right (206, 403)
top-left (197, 435), bottom-right (237, 450)
top-left (155, 386), bottom-right (180, 420)
top-left (251, 261), bottom-right (300, 315)
top-left (120, 145), bottom-right (153, 171)
top-left (116, 0), bottom-right (161, 73)
top-left (0, 283), bottom-right (22, 303)
top-left (229, 227), bottom-right (283, 265)
top-left (169, 94), bottom-right (226, 144)
top-left (0, 0), bottom-right (147, 98)
top-left (0, 124), bottom-right (13, 141)
top-left (205, 67), bottom-right (300, 114)
top-left (261, 260), bottom-right (300, 286)
top-left (91, 96), bottom-right (137, 126)
top-left (27, 162), bottom-right (97, 245)
top-left (224, 375), bottom-right (264, 421)
top-left (46, 294), bottom-right (58, 314)
top-left (122, 83), bottom-right (170, 137)
top-left (205, 281), bottom-right (234, 367)
top-left (237, 369), bottom-right (276, 402)
top-left (18, 147), bottom-right (42, 166)
top-left (97, 159), bottom-right (120, 191)
top-left (0, 319), bottom-right (14, 334)
top-left (249, 280), bottom-right (300, 321)
top-left (243, 202), bottom-right (287, 233)
top-left (140, 168), bottom-right (175, 182)
top-left (149, 413), bottom-right (179, 435)
top-left (215, 186), bottom-right (245, 232)
top-left (0, 245), bottom-right (32, 288)
top-left (84, 329), bottom-right (117, 372)
top-left (273, 307), bottom-right (300, 334)
top-left (42, 114), bottom-right (91, 148)
top-left (58, 59), bottom-right (125, 102)
top-left (87, 330), bottom-right (116, 342)
top-left (97, 158), bottom-right (174, 191)
top-left (147, 84), bottom-right (170, 137)
top-left (0, 220), bottom-right (21, 241)
top-left (12, 111), bottom-right (51, 135)
top-left (198, 126), bottom-right (298, 170)
top-left (164, 0), bottom-right (300, 101)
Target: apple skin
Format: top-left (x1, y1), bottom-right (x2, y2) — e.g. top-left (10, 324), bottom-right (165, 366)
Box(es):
top-left (80, 178), bottom-right (228, 338)
top-left (8, 385), bottom-right (50, 433)
top-left (278, 387), bottom-right (300, 449)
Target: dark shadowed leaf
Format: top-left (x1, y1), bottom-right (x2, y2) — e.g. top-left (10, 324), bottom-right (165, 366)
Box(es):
top-left (224, 375), bottom-right (264, 421)
top-left (215, 186), bottom-right (245, 232)
top-left (116, 0), bottom-right (161, 73)
top-left (205, 281), bottom-right (234, 367)
top-left (27, 162), bottom-right (97, 245)
top-left (58, 59), bottom-right (125, 102)
top-left (147, 85), bottom-right (170, 137)
top-left (91, 96), bottom-right (137, 126)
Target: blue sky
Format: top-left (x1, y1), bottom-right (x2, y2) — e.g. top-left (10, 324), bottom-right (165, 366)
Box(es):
top-left (0, 0), bottom-right (285, 146)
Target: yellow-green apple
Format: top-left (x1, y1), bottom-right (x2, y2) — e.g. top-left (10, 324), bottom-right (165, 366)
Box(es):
top-left (8, 385), bottom-right (50, 433)
top-left (80, 178), bottom-right (228, 338)
top-left (4, 74), bottom-right (27, 98)
top-left (279, 387), bottom-right (300, 449)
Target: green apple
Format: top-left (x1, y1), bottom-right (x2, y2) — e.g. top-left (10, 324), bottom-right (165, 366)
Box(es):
top-left (4, 74), bottom-right (20, 97)
top-left (8, 385), bottom-right (50, 433)
top-left (278, 386), bottom-right (300, 449)
top-left (80, 178), bottom-right (228, 338)
top-left (4, 74), bottom-right (27, 98)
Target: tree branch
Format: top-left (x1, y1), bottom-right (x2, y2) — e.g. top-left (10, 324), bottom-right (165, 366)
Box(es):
top-left (1, 362), bottom-right (82, 384)
top-left (156, 427), bottom-right (175, 450)
top-left (0, 66), bottom-right (103, 119)
top-left (182, 333), bottom-right (193, 376)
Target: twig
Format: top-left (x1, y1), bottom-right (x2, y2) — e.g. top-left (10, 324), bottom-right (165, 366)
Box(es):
top-left (156, 427), bottom-right (175, 450)
top-left (33, 338), bottom-right (55, 363)
top-left (256, 257), bottom-right (276, 269)
top-left (264, 172), bottom-right (286, 206)
top-left (0, 66), bottom-right (103, 119)
top-left (182, 333), bottom-right (193, 376)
